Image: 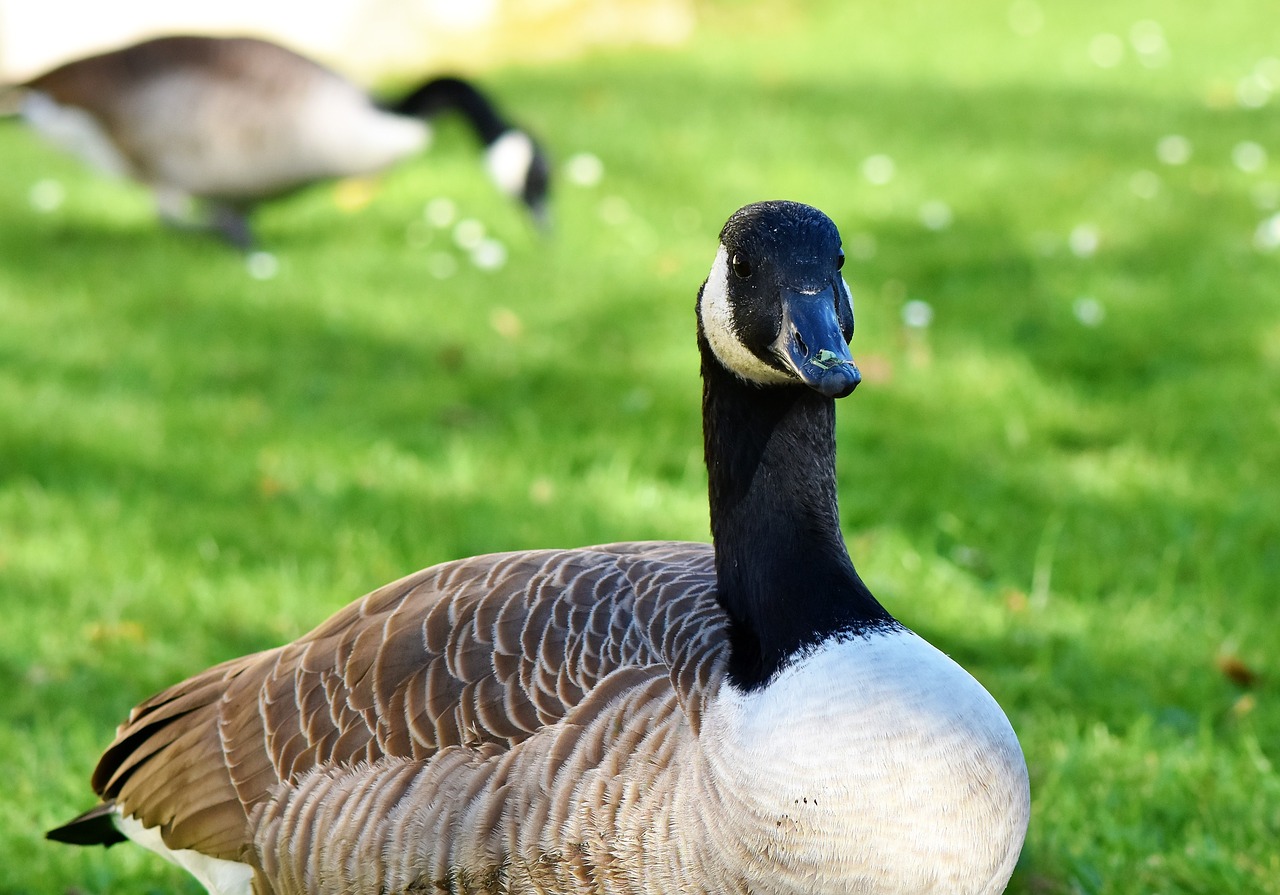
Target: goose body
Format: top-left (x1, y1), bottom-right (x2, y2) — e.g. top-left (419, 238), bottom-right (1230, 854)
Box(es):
top-left (11, 35), bottom-right (550, 245)
top-left (49, 202), bottom-right (1029, 894)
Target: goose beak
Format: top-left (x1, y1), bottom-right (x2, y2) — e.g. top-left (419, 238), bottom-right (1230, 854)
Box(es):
top-left (775, 286), bottom-right (861, 398)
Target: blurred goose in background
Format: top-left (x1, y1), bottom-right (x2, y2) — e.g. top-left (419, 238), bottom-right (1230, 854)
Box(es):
top-left (47, 201), bottom-right (1028, 895)
top-left (5, 35), bottom-right (551, 246)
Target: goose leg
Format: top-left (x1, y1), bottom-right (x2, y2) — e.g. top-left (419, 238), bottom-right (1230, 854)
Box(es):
top-left (153, 187), bottom-right (255, 249)
top-left (207, 203), bottom-right (255, 250)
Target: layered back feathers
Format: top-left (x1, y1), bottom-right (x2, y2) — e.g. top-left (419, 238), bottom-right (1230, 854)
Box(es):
top-left (93, 543), bottom-right (727, 888)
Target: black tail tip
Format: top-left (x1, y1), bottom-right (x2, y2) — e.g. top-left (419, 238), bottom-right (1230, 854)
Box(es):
top-left (46, 804), bottom-right (127, 847)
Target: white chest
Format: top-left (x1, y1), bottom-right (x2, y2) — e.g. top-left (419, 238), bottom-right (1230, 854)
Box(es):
top-left (698, 629), bottom-right (1029, 895)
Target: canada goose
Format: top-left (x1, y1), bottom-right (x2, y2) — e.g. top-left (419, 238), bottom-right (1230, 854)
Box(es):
top-left (48, 201), bottom-right (1029, 895)
top-left (7, 35), bottom-right (550, 246)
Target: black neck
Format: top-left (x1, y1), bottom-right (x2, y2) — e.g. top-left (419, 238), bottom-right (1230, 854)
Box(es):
top-left (700, 333), bottom-right (891, 690)
top-left (387, 77), bottom-right (510, 145)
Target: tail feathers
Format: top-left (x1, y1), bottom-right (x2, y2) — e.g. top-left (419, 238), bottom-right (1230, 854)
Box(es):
top-left (46, 802), bottom-right (128, 847)
top-left (0, 85), bottom-right (24, 117)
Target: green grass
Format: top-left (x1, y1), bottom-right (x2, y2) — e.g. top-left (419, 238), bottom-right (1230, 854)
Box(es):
top-left (2, 1), bottom-right (1278, 892)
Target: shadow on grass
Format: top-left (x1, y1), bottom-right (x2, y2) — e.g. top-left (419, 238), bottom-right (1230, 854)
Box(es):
top-left (3, 60), bottom-right (1278, 894)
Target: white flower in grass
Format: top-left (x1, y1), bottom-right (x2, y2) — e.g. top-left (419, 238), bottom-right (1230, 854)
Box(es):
top-left (902, 299), bottom-right (934, 329)
top-left (29, 179), bottom-right (65, 212)
top-left (862, 154), bottom-right (895, 185)
top-left (246, 251), bottom-right (279, 280)
top-left (1157, 135), bottom-right (1192, 165)
top-left (424, 197), bottom-right (457, 228)
top-left (1069, 224), bottom-right (1099, 258)
top-left (1129, 20), bottom-right (1169, 68)
top-left (471, 238), bottom-right (508, 271)
top-left (1237, 74), bottom-right (1271, 109)
top-left (1232, 141), bottom-right (1267, 174)
top-left (920, 200), bottom-right (953, 231)
top-left (564, 152), bottom-right (604, 187)
top-left (1073, 296), bottom-right (1105, 327)
top-left (453, 218), bottom-right (486, 251)
top-left (1254, 213), bottom-right (1280, 252)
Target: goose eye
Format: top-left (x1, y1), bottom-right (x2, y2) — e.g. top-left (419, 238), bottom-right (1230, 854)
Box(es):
top-left (731, 253), bottom-right (752, 278)
top-left (835, 250), bottom-right (846, 270)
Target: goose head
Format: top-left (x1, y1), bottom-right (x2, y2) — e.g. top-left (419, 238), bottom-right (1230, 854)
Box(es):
top-left (484, 128), bottom-right (552, 225)
top-left (698, 201), bottom-right (860, 398)
top-left (388, 75), bottom-right (552, 226)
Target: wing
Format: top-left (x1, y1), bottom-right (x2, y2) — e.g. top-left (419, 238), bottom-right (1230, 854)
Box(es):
top-left (80, 541), bottom-right (725, 860)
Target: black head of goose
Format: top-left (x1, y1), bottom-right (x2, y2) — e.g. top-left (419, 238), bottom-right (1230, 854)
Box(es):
top-left (48, 201), bottom-right (1029, 895)
top-left (11, 35), bottom-right (551, 246)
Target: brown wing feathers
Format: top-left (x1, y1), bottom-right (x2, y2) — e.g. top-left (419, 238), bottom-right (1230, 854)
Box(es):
top-left (73, 542), bottom-right (724, 862)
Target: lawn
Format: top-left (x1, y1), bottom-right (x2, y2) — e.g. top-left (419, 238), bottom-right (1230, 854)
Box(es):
top-left (2, 0), bottom-right (1278, 892)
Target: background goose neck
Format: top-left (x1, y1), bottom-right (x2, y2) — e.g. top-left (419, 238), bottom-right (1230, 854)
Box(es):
top-left (389, 77), bottom-right (509, 144)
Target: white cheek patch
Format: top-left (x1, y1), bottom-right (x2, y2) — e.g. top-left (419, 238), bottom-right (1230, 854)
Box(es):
top-left (701, 245), bottom-right (793, 386)
top-left (21, 90), bottom-right (130, 177)
top-left (484, 129), bottom-right (535, 197)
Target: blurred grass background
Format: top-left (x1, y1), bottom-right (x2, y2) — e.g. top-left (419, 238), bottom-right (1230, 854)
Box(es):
top-left (2, 0), bottom-right (1279, 892)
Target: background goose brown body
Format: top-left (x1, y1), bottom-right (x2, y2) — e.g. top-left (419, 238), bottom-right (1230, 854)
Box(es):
top-left (22, 36), bottom-right (427, 202)
top-left (92, 541), bottom-right (730, 892)
top-left (13, 35), bottom-right (550, 245)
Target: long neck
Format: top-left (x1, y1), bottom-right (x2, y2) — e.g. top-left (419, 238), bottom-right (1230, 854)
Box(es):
top-left (387, 77), bottom-right (509, 145)
top-left (700, 335), bottom-right (890, 690)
